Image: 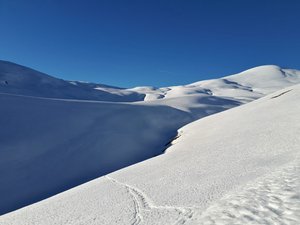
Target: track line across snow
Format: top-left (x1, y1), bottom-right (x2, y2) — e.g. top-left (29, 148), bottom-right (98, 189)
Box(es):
top-left (105, 176), bottom-right (196, 225)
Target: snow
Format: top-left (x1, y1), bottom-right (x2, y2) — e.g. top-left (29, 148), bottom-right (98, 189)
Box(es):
top-left (198, 161), bottom-right (300, 224)
top-left (0, 60), bottom-right (145, 102)
top-left (2, 60), bottom-right (299, 105)
top-left (0, 93), bottom-right (192, 214)
top-left (0, 61), bottom-right (300, 223)
top-left (1, 82), bottom-right (300, 224)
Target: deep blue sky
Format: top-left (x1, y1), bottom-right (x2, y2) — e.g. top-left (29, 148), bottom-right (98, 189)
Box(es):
top-left (1, 0), bottom-right (300, 87)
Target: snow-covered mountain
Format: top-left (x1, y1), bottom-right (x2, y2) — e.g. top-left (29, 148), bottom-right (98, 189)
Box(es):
top-left (2, 81), bottom-right (300, 225)
top-left (1, 60), bottom-right (299, 106)
top-left (0, 60), bottom-right (145, 102)
top-left (0, 60), bottom-right (300, 220)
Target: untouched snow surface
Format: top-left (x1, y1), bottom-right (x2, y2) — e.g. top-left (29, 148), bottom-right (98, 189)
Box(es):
top-left (1, 61), bottom-right (300, 218)
top-left (1, 83), bottom-right (300, 224)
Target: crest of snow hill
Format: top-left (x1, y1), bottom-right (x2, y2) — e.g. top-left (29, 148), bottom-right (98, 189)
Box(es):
top-left (0, 60), bottom-right (300, 224)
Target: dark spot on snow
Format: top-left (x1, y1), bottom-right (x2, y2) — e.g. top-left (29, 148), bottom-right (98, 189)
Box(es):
top-left (271, 89), bottom-right (292, 99)
top-left (163, 132), bottom-right (182, 153)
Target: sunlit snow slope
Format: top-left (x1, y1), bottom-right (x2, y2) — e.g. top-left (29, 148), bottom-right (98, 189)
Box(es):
top-left (0, 61), bottom-right (300, 216)
top-left (2, 84), bottom-right (299, 225)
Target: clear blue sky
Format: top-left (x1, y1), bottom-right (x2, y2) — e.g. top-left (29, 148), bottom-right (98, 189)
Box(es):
top-left (1, 0), bottom-right (300, 87)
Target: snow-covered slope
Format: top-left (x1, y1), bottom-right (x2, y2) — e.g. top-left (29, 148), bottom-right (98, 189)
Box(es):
top-left (0, 60), bottom-right (144, 102)
top-left (130, 65), bottom-right (300, 118)
top-left (1, 61), bottom-right (300, 217)
top-left (2, 84), bottom-right (299, 225)
top-left (0, 94), bottom-right (193, 215)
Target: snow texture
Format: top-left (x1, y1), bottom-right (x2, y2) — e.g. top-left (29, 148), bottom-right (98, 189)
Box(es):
top-left (197, 161), bottom-right (300, 225)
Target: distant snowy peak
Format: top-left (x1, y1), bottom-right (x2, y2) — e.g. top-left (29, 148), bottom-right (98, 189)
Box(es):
top-left (134, 65), bottom-right (300, 103)
top-left (0, 60), bottom-right (144, 102)
top-left (224, 65), bottom-right (300, 93)
top-left (184, 65), bottom-right (300, 100)
top-left (192, 65), bottom-right (300, 86)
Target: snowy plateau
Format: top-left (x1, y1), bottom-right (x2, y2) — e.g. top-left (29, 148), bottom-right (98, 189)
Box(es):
top-left (0, 60), bottom-right (300, 225)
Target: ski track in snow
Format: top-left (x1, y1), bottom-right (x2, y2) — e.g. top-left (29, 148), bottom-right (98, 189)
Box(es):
top-left (194, 161), bottom-right (300, 225)
top-left (106, 176), bottom-right (143, 225)
top-left (105, 176), bottom-right (196, 225)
